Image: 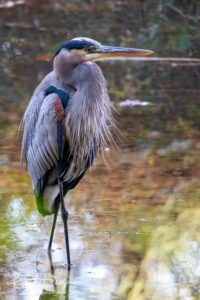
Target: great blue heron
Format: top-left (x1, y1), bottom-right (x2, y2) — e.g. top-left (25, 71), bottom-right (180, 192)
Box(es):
top-left (22, 37), bottom-right (152, 269)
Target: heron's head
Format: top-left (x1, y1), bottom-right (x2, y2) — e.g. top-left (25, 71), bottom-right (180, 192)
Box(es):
top-left (54, 37), bottom-right (153, 63)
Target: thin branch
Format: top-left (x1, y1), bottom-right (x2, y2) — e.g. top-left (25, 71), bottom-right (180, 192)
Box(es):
top-left (117, 57), bottom-right (200, 62)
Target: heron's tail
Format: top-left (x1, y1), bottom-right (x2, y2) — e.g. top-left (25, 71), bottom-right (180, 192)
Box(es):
top-left (35, 191), bottom-right (53, 216)
top-left (35, 184), bottom-right (60, 217)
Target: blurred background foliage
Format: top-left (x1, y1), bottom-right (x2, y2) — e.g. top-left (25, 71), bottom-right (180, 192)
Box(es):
top-left (0, 0), bottom-right (200, 158)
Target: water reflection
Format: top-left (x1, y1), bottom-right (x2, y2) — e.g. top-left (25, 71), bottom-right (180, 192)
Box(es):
top-left (39, 253), bottom-right (70, 300)
top-left (0, 195), bottom-right (121, 299)
top-left (2, 166), bottom-right (200, 299)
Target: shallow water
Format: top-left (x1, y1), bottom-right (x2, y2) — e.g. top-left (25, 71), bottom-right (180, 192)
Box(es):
top-left (0, 1), bottom-right (200, 299)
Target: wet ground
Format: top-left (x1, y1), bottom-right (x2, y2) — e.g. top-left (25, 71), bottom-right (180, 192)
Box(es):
top-left (0, 1), bottom-right (200, 299)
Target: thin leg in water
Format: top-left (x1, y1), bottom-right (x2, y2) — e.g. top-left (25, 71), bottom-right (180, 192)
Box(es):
top-left (48, 197), bottom-right (60, 252)
top-left (57, 176), bottom-right (71, 270)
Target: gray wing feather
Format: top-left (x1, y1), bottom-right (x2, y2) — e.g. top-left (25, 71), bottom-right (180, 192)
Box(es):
top-left (22, 94), bottom-right (62, 189)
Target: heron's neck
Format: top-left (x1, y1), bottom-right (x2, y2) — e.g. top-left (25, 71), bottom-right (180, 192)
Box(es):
top-left (53, 50), bottom-right (80, 82)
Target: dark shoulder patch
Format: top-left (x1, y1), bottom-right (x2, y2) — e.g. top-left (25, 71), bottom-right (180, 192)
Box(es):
top-left (45, 85), bottom-right (69, 109)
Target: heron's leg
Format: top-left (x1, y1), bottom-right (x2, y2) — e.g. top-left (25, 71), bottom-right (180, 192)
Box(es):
top-left (61, 193), bottom-right (71, 270)
top-left (57, 176), bottom-right (71, 270)
top-left (48, 197), bottom-right (60, 252)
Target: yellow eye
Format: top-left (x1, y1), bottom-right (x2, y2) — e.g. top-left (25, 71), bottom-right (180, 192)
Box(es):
top-left (84, 46), bottom-right (96, 53)
top-left (84, 47), bottom-right (90, 53)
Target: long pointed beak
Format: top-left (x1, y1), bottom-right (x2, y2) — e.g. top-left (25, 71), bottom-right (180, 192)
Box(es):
top-left (87, 45), bottom-right (153, 61)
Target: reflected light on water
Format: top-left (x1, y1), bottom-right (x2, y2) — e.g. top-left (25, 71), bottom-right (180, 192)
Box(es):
top-left (1, 197), bottom-right (120, 299)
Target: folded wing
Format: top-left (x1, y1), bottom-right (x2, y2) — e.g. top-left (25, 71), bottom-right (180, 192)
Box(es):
top-left (22, 90), bottom-right (69, 215)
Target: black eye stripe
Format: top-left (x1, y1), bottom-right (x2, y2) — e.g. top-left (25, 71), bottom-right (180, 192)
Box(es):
top-left (55, 40), bottom-right (96, 56)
